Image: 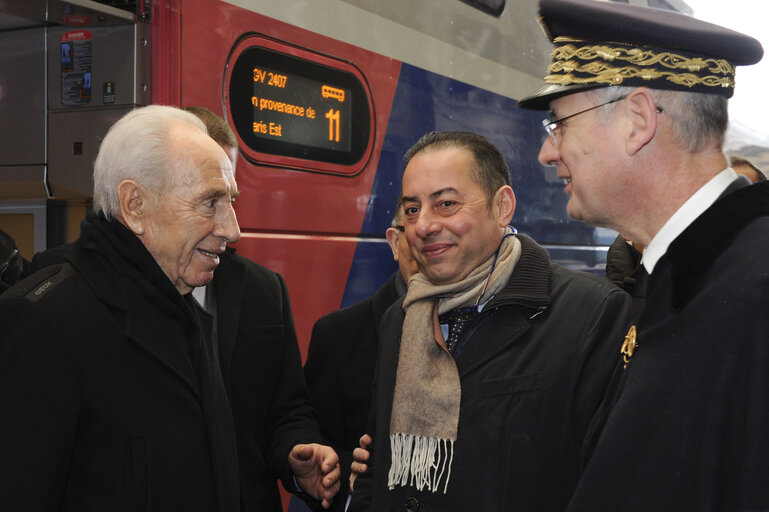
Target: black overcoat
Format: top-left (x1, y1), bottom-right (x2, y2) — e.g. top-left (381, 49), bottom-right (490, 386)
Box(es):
top-left (567, 180), bottom-right (769, 511)
top-left (304, 272), bottom-right (403, 510)
top-left (212, 250), bottom-right (326, 511)
top-left (349, 235), bottom-right (633, 512)
top-left (0, 241), bottom-right (240, 511)
top-left (21, 244), bottom-right (326, 511)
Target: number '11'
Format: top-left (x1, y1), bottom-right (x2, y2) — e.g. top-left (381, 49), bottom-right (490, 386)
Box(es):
top-left (325, 109), bottom-right (340, 142)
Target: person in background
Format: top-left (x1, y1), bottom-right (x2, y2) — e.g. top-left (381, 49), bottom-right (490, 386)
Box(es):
top-left (604, 234), bottom-right (643, 296)
top-left (730, 154), bottom-right (766, 182)
top-left (183, 105), bottom-right (342, 511)
top-left (348, 131), bottom-right (632, 511)
top-left (183, 106), bottom-right (240, 168)
top-left (304, 200), bottom-right (418, 511)
top-left (0, 229), bottom-right (28, 294)
top-left (518, 0), bottom-right (768, 509)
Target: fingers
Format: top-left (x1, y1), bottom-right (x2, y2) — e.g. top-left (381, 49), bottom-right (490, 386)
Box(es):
top-left (291, 443), bottom-right (339, 469)
top-left (351, 459), bottom-right (367, 476)
top-left (290, 443), bottom-right (313, 462)
top-left (352, 446), bottom-right (370, 463)
top-left (319, 445), bottom-right (340, 472)
top-left (352, 437), bottom-right (371, 479)
top-left (323, 461), bottom-right (341, 483)
top-left (320, 472), bottom-right (341, 508)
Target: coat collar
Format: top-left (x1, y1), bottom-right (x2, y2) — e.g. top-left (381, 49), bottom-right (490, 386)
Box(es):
top-left (65, 242), bottom-right (201, 397)
top-left (389, 233), bottom-right (553, 323)
top-left (383, 234), bottom-right (554, 376)
top-left (486, 233), bottom-right (551, 312)
top-left (667, 179), bottom-right (769, 307)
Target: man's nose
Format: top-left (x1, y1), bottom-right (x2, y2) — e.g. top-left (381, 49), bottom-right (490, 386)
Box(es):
top-left (414, 207), bottom-right (440, 239)
top-left (538, 137), bottom-right (559, 167)
top-left (218, 203), bottom-right (241, 244)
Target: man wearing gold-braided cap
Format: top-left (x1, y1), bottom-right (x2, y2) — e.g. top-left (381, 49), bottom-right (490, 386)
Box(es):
top-left (519, 0), bottom-right (768, 510)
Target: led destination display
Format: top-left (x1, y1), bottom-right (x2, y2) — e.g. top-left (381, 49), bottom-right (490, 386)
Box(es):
top-left (250, 65), bottom-right (351, 152)
top-left (228, 42), bottom-right (372, 170)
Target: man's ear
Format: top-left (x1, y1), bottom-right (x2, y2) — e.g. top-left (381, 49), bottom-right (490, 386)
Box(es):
top-left (385, 227), bottom-right (400, 262)
top-left (493, 185), bottom-right (516, 227)
top-left (625, 88), bottom-right (659, 156)
top-left (117, 180), bottom-right (147, 235)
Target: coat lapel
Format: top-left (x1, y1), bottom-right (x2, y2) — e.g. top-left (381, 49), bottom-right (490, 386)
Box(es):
top-left (455, 308), bottom-right (532, 377)
top-left (196, 306), bottom-right (241, 512)
top-left (457, 235), bottom-right (552, 377)
top-left (668, 179), bottom-right (769, 307)
top-left (69, 246), bottom-right (201, 397)
top-left (123, 286), bottom-right (202, 397)
top-left (212, 251), bottom-right (246, 390)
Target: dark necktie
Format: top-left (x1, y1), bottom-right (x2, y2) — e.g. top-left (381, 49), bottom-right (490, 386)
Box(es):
top-left (439, 305), bottom-right (478, 355)
top-left (190, 299), bottom-right (213, 375)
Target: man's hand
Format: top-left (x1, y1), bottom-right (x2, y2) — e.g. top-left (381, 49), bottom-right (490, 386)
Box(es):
top-left (289, 443), bottom-right (341, 509)
top-left (349, 434), bottom-right (372, 492)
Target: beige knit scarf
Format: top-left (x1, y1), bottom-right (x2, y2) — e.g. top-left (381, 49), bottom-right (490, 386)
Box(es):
top-left (388, 228), bottom-right (521, 493)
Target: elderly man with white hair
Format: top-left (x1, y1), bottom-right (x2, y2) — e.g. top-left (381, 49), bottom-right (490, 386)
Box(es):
top-left (0, 105), bottom-right (339, 511)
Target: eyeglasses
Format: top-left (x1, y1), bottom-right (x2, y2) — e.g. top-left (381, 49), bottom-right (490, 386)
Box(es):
top-left (542, 95), bottom-right (630, 145)
top-left (543, 95), bottom-right (665, 145)
top-left (394, 225), bottom-right (405, 232)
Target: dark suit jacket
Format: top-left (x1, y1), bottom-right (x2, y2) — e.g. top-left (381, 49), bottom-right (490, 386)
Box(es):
top-left (213, 249), bottom-right (326, 511)
top-left (0, 241), bottom-right (240, 511)
top-left (349, 235), bottom-right (633, 512)
top-left (303, 272), bottom-right (404, 510)
top-left (567, 179), bottom-right (769, 511)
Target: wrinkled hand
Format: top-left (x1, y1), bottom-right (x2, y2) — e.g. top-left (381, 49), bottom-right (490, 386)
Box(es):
top-left (349, 434), bottom-right (372, 492)
top-left (289, 443), bottom-right (341, 509)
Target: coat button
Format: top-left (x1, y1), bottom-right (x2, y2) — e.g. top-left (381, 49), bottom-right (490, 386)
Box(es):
top-left (404, 497), bottom-right (419, 512)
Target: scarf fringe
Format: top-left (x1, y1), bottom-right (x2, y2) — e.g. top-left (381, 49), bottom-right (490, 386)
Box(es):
top-left (387, 433), bottom-right (454, 494)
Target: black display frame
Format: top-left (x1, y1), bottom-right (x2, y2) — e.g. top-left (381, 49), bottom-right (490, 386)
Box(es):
top-left (229, 45), bottom-right (372, 167)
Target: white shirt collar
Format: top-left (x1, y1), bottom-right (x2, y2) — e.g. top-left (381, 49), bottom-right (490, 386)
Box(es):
top-left (642, 167), bottom-right (739, 274)
top-left (192, 285), bottom-right (207, 310)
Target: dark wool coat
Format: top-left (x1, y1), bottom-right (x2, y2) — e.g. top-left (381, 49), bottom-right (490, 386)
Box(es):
top-left (213, 249), bottom-right (326, 512)
top-left (21, 242), bottom-right (326, 511)
top-left (0, 239), bottom-right (240, 511)
top-left (304, 272), bottom-right (404, 511)
top-left (349, 234), bottom-right (633, 512)
top-left (567, 180), bottom-right (769, 512)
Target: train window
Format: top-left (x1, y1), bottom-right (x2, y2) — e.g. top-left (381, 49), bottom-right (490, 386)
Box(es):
top-left (458, 0), bottom-right (505, 17)
top-left (225, 35), bottom-right (374, 175)
top-left (647, 0), bottom-right (678, 10)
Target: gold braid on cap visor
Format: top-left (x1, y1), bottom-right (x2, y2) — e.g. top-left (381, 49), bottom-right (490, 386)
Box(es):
top-left (545, 37), bottom-right (735, 89)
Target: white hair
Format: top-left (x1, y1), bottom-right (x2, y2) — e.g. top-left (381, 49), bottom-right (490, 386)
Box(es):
top-left (93, 105), bottom-right (207, 219)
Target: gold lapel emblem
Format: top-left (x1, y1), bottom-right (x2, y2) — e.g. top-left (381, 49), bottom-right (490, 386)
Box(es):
top-left (621, 325), bottom-right (638, 369)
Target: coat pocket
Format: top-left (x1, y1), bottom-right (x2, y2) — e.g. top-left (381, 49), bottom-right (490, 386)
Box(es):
top-left (476, 372), bottom-right (549, 398)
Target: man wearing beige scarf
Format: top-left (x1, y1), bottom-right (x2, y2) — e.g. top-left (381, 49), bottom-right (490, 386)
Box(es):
top-left (348, 131), bottom-right (632, 512)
